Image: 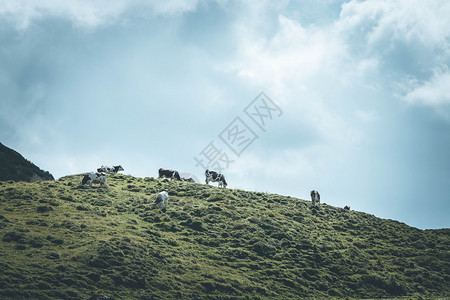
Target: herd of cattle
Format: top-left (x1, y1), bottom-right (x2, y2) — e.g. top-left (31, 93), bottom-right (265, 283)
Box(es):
top-left (81, 167), bottom-right (226, 188)
top-left (81, 166), bottom-right (346, 211)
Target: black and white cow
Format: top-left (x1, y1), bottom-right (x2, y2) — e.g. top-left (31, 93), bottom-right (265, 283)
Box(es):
top-left (158, 168), bottom-right (181, 181)
top-left (81, 172), bottom-right (107, 186)
top-left (153, 191), bottom-right (169, 210)
top-left (310, 190), bottom-right (320, 207)
top-left (97, 165), bottom-right (124, 174)
top-left (205, 169), bottom-right (227, 188)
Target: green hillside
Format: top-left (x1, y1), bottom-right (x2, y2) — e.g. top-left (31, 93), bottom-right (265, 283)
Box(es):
top-left (0, 142), bottom-right (54, 182)
top-left (0, 174), bottom-right (448, 299)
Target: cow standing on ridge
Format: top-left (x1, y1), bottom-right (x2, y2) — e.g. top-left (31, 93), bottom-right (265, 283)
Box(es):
top-left (81, 172), bottom-right (107, 187)
top-left (205, 170), bottom-right (227, 188)
top-left (158, 168), bottom-right (181, 181)
top-left (97, 165), bottom-right (124, 174)
top-left (310, 190), bottom-right (320, 207)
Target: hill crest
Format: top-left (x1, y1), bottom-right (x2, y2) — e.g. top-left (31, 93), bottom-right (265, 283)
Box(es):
top-left (0, 173), bottom-right (448, 299)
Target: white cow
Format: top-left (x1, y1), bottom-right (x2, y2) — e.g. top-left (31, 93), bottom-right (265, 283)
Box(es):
top-left (153, 191), bottom-right (169, 210)
top-left (310, 190), bottom-right (320, 207)
top-left (81, 172), bottom-right (107, 186)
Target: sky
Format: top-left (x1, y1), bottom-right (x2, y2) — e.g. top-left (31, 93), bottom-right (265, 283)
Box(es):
top-left (1, 0), bottom-right (449, 229)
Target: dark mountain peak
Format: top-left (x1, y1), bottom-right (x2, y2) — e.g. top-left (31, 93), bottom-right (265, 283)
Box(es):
top-left (0, 142), bottom-right (54, 182)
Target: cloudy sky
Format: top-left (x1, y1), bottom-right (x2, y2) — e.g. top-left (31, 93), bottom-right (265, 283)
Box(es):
top-left (1, 0), bottom-right (449, 229)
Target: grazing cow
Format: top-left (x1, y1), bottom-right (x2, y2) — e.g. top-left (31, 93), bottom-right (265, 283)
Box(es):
top-left (97, 165), bottom-right (124, 174)
top-left (205, 169), bottom-right (227, 188)
top-left (344, 206), bottom-right (350, 211)
top-left (182, 177), bottom-right (195, 183)
top-left (158, 168), bottom-right (181, 181)
top-left (153, 191), bottom-right (169, 211)
top-left (310, 190), bottom-right (320, 207)
top-left (81, 172), bottom-right (107, 186)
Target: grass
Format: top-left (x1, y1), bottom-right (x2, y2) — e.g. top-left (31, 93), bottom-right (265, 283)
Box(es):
top-left (0, 174), bottom-right (449, 299)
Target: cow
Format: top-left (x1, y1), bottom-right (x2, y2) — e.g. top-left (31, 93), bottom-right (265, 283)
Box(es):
top-left (81, 172), bottom-right (107, 186)
top-left (182, 177), bottom-right (195, 182)
top-left (205, 169), bottom-right (227, 188)
top-left (153, 191), bottom-right (169, 211)
top-left (310, 190), bottom-right (320, 207)
top-left (344, 206), bottom-right (350, 211)
top-left (158, 168), bottom-right (181, 181)
top-left (97, 165), bottom-right (124, 174)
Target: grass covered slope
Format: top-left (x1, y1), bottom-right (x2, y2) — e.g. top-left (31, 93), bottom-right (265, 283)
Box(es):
top-left (0, 174), bottom-right (449, 299)
top-left (0, 142), bottom-right (54, 182)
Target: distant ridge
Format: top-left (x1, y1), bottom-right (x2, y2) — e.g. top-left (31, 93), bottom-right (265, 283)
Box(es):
top-left (0, 142), bottom-right (54, 182)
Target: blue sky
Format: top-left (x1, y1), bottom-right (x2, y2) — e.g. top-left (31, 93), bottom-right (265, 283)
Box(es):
top-left (1, 0), bottom-right (449, 229)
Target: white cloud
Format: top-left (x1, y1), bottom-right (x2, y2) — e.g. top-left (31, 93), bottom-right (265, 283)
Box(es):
top-left (354, 110), bottom-right (379, 122)
top-left (232, 14), bottom-right (346, 89)
top-left (227, 10), bottom-right (352, 144)
top-left (227, 0), bottom-right (450, 124)
top-left (334, 0), bottom-right (450, 120)
top-left (403, 69), bottom-right (450, 106)
top-left (337, 0), bottom-right (450, 47)
top-left (0, 0), bottom-right (203, 29)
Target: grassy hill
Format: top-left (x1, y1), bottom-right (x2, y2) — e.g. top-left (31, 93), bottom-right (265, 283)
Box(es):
top-left (0, 142), bottom-right (54, 182)
top-left (0, 174), bottom-right (448, 299)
